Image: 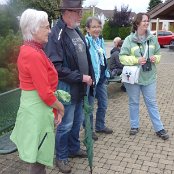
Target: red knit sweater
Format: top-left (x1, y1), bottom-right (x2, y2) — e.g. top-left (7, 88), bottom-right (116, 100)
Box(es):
top-left (18, 41), bottom-right (58, 106)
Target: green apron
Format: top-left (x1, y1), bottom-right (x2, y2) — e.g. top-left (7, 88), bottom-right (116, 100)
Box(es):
top-left (10, 90), bottom-right (55, 167)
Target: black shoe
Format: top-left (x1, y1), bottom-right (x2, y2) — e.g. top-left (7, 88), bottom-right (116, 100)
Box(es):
top-left (56, 160), bottom-right (71, 173)
top-left (92, 132), bottom-right (98, 141)
top-left (69, 149), bottom-right (87, 158)
top-left (156, 129), bottom-right (169, 140)
top-left (130, 128), bottom-right (139, 135)
top-left (96, 127), bottom-right (113, 134)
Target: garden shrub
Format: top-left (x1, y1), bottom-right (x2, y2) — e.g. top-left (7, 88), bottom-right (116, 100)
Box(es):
top-left (0, 30), bottom-right (22, 92)
top-left (118, 26), bottom-right (131, 40)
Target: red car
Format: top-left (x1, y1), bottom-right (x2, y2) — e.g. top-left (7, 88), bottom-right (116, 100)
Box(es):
top-left (151, 30), bottom-right (174, 47)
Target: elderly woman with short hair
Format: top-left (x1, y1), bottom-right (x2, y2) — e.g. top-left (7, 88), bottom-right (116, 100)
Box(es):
top-left (84, 16), bottom-right (113, 141)
top-left (10, 9), bottom-right (64, 174)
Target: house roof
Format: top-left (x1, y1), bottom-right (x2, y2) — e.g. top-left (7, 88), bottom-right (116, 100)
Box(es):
top-left (83, 7), bottom-right (114, 19)
top-left (84, 7), bottom-right (136, 20)
top-left (147, 0), bottom-right (174, 19)
top-left (95, 7), bottom-right (113, 19)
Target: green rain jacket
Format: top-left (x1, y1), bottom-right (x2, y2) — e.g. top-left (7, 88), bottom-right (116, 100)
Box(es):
top-left (119, 30), bottom-right (161, 85)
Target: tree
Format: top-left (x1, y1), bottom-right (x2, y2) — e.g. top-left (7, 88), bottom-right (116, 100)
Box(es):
top-left (0, 30), bottom-right (22, 92)
top-left (110, 4), bottom-right (132, 27)
top-left (8, 0), bottom-right (85, 22)
top-left (0, 5), bottom-right (19, 36)
top-left (110, 6), bottom-right (118, 27)
top-left (8, 0), bottom-right (61, 22)
top-left (80, 11), bottom-right (92, 34)
top-left (147, 0), bottom-right (163, 11)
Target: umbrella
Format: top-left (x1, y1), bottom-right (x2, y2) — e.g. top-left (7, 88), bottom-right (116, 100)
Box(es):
top-left (83, 96), bottom-right (93, 174)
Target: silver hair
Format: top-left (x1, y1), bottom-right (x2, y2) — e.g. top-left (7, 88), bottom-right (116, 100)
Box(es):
top-left (85, 16), bottom-right (102, 28)
top-left (20, 9), bottom-right (48, 41)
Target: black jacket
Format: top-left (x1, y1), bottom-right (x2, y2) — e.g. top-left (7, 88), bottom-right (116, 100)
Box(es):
top-left (45, 18), bottom-right (95, 103)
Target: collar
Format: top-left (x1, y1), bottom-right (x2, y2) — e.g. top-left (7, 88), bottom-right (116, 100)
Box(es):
top-left (24, 40), bottom-right (43, 50)
top-left (131, 30), bottom-right (153, 43)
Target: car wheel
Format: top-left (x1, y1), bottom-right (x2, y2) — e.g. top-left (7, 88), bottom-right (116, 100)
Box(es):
top-left (170, 40), bottom-right (174, 45)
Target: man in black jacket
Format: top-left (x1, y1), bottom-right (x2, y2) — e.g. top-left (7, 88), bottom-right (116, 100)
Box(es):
top-left (45, 0), bottom-right (95, 173)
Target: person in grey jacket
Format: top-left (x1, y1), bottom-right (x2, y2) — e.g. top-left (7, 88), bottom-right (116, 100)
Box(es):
top-left (110, 38), bottom-right (124, 77)
top-left (110, 38), bottom-right (126, 92)
top-left (44, 0), bottom-right (95, 173)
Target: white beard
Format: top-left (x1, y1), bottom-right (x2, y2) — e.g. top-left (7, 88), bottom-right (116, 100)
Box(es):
top-left (73, 22), bottom-right (80, 28)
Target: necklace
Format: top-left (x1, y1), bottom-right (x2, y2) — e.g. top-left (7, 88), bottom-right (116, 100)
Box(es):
top-left (23, 40), bottom-right (50, 61)
top-left (24, 40), bottom-right (43, 52)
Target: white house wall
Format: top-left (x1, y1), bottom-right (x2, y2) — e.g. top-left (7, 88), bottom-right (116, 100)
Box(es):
top-left (150, 19), bottom-right (174, 31)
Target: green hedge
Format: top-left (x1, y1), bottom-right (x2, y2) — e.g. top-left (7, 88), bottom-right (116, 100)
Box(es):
top-left (118, 27), bottom-right (131, 39)
top-left (0, 68), bottom-right (11, 91)
top-left (0, 30), bottom-right (22, 92)
top-left (0, 65), bottom-right (18, 92)
top-left (102, 21), bottom-right (131, 40)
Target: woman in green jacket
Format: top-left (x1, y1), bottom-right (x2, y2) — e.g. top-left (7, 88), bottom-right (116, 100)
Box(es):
top-left (119, 13), bottom-right (169, 140)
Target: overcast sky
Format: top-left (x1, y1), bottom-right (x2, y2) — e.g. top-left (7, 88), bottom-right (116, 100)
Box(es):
top-left (0, 0), bottom-right (165, 13)
top-left (0, 0), bottom-right (8, 4)
top-left (83, 0), bottom-right (165, 13)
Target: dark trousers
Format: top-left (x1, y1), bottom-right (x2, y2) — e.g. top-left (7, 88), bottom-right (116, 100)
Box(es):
top-left (28, 162), bottom-right (46, 174)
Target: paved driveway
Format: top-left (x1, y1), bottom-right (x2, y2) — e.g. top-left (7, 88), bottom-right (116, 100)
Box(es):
top-left (1, 44), bottom-right (174, 174)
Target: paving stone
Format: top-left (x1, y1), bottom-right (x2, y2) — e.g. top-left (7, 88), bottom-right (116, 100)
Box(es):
top-left (1, 44), bottom-right (174, 174)
top-left (123, 167), bottom-right (133, 174)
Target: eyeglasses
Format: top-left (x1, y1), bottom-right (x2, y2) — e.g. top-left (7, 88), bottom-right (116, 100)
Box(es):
top-left (68, 10), bottom-right (82, 15)
top-left (90, 26), bottom-right (102, 29)
top-left (40, 25), bottom-right (50, 30)
top-left (142, 20), bottom-right (149, 23)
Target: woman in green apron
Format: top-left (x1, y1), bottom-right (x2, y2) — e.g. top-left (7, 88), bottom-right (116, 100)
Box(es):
top-left (10, 9), bottom-right (64, 174)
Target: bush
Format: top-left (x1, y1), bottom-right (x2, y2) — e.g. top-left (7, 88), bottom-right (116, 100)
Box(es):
top-left (7, 63), bottom-right (19, 88)
top-left (80, 11), bottom-right (92, 35)
top-left (0, 30), bottom-right (21, 92)
top-left (0, 65), bottom-right (18, 93)
top-left (0, 5), bottom-right (19, 37)
top-left (118, 26), bottom-right (131, 40)
top-left (0, 30), bottom-right (22, 67)
top-left (102, 21), bottom-right (112, 39)
top-left (109, 26), bottom-right (119, 40)
top-left (0, 68), bottom-right (11, 91)
top-left (102, 21), bottom-right (131, 40)
top-left (102, 21), bottom-right (120, 40)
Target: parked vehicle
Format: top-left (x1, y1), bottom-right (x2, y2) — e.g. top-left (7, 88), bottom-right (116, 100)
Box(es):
top-left (151, 30), bottom-right (174, 47)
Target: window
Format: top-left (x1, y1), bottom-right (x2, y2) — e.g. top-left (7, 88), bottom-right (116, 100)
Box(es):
top-left (164, 31), bottom-right (172, 36)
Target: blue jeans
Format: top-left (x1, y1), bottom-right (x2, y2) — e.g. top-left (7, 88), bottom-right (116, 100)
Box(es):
top-left (124, 82), bottom-right (164, 132)
top-left (55, 101), bottom-right (83, 160)
top-left (86, 80), bottom-right (108, 131)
